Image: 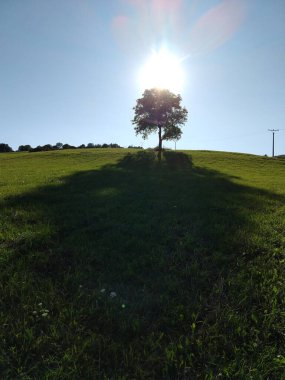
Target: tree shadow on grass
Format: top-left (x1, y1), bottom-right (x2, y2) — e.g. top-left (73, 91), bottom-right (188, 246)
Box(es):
top-left (1, 152), bottom-right (285, 378)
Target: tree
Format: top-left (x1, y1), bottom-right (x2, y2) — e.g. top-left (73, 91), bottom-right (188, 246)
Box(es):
top-left (42, 144), bottom-right (53, 151)
top-left (110, 143), bottom-right (121, 148)
top-left (18, 145), bottom-right (32, 152)
top-left (30, 145), bottom-right (42, 152)
top-left (55, 142), bottom-right (63, 149)
top-left (128, 145), bottom-right (143, 149)
top-left (62, 144), bottom-right (76, 150)
top-left (132, 88), bottom-right (188, 161)
top-left (0, 143), bottom-right (13, 152)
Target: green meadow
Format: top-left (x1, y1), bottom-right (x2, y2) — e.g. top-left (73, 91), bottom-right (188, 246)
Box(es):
top-left (0, 149), bottom-right (285, 379)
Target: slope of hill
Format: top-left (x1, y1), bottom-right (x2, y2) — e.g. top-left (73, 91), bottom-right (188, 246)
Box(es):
top-left (0, 149), bottom-right (285, 378)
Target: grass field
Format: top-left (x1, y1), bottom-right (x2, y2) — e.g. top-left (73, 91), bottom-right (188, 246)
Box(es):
top-left (0, 149), bottom-right (285, 379)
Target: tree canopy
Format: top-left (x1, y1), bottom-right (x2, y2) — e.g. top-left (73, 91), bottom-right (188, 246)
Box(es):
top-left (18, 145), bottom-right (32, 152)
top-left (0, 143), bottom-right (13, 153)
top-left (132, 88), bottom-right (188, 160)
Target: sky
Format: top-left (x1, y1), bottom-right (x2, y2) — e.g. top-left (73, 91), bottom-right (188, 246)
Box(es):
top-left (0, 0), bottom-right (285, 155)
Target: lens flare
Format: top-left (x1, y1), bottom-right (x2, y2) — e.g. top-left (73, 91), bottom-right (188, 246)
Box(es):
top-left (139, 49), bottom-right (184, 93)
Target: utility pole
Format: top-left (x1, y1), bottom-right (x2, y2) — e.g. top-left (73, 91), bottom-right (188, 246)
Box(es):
top-left (268, 129), bottom-right (279, 157)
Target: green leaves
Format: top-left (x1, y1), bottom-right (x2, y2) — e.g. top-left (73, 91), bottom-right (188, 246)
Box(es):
top-left (132, 88), bottom-right (188, 143)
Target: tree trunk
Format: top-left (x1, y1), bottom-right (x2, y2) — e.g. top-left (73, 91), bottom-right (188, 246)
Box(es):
top-left (158, 125), bottom-right (162, 162)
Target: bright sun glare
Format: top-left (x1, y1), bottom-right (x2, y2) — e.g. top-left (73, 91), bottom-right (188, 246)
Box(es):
top-left (139, 49), bottom-right (185, 94)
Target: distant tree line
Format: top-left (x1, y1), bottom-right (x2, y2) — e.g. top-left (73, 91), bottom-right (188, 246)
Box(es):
top-left (0, 142), bottom-right (143, 153)
top-left (127, 145), bottom-right (144, 149)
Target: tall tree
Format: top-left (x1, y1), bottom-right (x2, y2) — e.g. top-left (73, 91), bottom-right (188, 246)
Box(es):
top-left (132, 88), bottom-right (188, 161)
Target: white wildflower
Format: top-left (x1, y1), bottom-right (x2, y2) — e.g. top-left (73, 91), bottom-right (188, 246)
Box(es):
top-left (110, 291), bottom-right (117, 298)
top-left (100, 288), bottom-right (106, 293)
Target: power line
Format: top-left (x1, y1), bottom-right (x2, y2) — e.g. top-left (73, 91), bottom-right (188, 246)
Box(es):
top-left (268, 129), bottom-right (279, 157)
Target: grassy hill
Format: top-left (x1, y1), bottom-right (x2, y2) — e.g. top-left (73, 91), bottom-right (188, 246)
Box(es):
top-left (0, 149), bottom-right (285, 379)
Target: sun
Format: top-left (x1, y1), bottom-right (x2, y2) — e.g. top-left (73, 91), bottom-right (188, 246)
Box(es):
top-left (139, 49), bottom-right (185, 94)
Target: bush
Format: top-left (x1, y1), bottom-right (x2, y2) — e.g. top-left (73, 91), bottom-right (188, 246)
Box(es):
top-left (119, 150), bottom-right (156, 169)
top-left (163, 151), bottom-right (192, 168)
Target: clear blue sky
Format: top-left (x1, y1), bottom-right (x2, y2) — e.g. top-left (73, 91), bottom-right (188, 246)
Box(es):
top-left (1, 0), bottom-right (285, 155)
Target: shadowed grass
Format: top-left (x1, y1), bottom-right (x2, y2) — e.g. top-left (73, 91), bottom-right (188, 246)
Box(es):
top-left (0, 150), bottom-right (285, 379)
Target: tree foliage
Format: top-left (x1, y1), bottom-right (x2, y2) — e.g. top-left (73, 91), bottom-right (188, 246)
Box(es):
top-left (132, 88), bottom-right (188, 160)
top-left (0, 143), bottom-right (13, 152)
top-left (18, 145), bottom-right (32, 152)
top-left (55, 142), bottom-right (63, 149)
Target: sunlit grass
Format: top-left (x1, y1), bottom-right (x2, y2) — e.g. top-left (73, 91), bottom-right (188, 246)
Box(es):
top-left (0, 149), bottom-right (285, 378)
